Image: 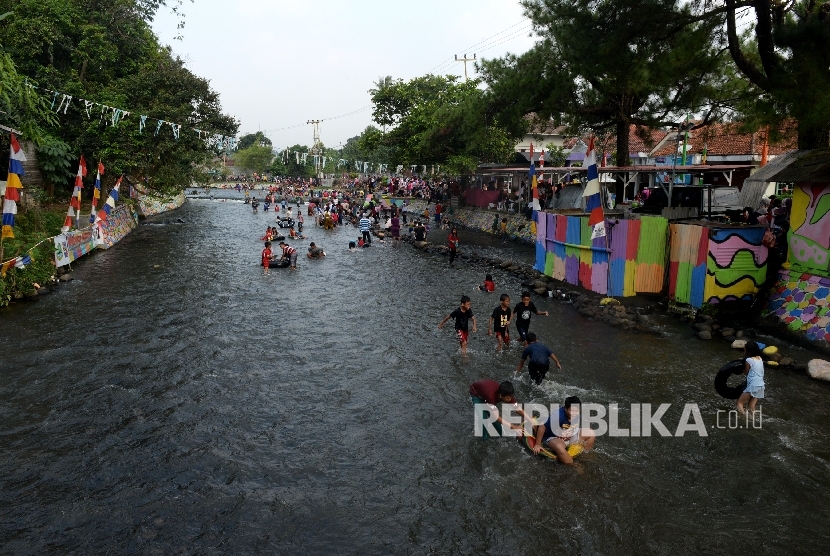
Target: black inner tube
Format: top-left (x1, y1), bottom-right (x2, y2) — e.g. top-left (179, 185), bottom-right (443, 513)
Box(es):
top-left (714, 359), bottom-right (748, 399)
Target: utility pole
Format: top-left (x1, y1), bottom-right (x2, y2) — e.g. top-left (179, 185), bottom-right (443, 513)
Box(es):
top-left (455, 53), bottom-right (476, 80)
top-left (307, 120), bottom-right (323, 179)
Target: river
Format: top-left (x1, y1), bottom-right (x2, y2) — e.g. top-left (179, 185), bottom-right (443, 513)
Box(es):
top-left (2, 199), bottom-right (830, 554)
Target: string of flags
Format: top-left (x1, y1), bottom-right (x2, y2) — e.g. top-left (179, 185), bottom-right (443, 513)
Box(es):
top-left (279, 148), bottom-right (441, 175)
top-left (62, 156), bottom-right (87, 232)
top-left (30, 83), bottom-right (238, 151)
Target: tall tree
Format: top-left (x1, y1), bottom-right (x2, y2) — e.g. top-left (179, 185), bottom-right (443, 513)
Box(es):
top-left (720, 0), bottom-right (830, 148)
top-left (237, 131), bottom-right (272, 150)
top-left (481, 0), bottom-right (731, 166)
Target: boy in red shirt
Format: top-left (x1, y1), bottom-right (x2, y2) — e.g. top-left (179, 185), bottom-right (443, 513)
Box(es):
top-left (262, 241), bottom-right (273, 274)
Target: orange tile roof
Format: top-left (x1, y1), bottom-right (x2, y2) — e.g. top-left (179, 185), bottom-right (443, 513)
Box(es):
top-left (562, 125), bottom-right (668, 154)
top-left (652, 122), bottom-right (797, 157)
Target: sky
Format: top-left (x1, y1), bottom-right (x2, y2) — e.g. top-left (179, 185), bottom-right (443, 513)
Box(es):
top-left (151, 0), bottom-right (537, 150)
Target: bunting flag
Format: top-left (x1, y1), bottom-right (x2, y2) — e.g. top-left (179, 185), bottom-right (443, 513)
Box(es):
top-left (0, 254), bottom-right (33, 277)
top-left (90, 162), bottom-right (104, 224)
top-left (529, 143), bottom-right (540, 211)
top-left (2, 133), bottom-right (26, 239)
top-left (95, 176), bottom-right (121, 224)
top-left (583, 136), bottom-right (606, 239)
top-left (63, 156), bottom-right (87, 232)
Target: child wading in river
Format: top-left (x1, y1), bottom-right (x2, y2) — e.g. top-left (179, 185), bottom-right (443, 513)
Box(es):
top-left (438, 295), bottom-right (477, 354)
top-left (738, 341), bottom-right (765, 415)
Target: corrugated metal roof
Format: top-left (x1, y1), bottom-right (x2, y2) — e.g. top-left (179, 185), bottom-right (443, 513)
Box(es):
top-left (553, 184), bottom-right (585, 210)
top-left (769, 148), bottom-right (830, 183)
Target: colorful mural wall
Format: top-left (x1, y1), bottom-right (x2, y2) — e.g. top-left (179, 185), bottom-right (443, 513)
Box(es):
top-left (767, 270), bottom-right (830, 343)
top-left (704, 227), bottom-right (768, 304)
top-left (138, 190), bottom-right (186, 217)
top-left (97, 205), bottom-right (138, 249)
top-left (788, 183), bottom-right (830, 279)
top-left (535, 214), bottom-right (667, 296)
top-left (668, 225), bottom-right (768, 308)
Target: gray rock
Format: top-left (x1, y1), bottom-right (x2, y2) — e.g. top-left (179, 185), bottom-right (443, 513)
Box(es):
top-left (499, 261), bottom-right (513, 269)
top-left (736, 330), bottom-right (745, 338)
top-left (767, 352), bottom-right (783, 363)
top-left (534, 286), bottom-right (547, 296)
top-left (697, 331), bottom-right (712, 340)
top-left (807, 359), bottom-right (830, 381)
top-left (59, 274), bottom-right (74, 282)
top-left (721, 327), bottom-right (735, 336)
top-left (778, 357), bottom-right (793, 367)
top-left (731, 339), bottom-right (747, 349)
top-left (36, 287), bottom-right (51, 295)
top-left (692, 323), bottom-right (713, 332)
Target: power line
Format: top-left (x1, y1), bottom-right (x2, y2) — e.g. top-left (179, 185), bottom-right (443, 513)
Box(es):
top-left (432, 23), bottom-right (534, 74)
top-left (427, 18), bottom-right (530, 74)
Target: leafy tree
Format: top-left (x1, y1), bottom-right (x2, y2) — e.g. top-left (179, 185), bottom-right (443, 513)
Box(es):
top-left (270, 144), bottom-right (314, 177)
top-left (481, 0), bottom-right (731, 166)
top-left (0, 0), bottom-right (238, 194)
top-left (233, 143), bottom-right (273, 173)
top-left (237, 131), bottom-right (272, 150)
top-left (544, 144), bottom-right (567, 167)
top-left (369, 74), bottom-right (515, 168)
top-left (36, 135), bottom-right (74, 197)
top-left (718, 0), bottom-right (830, 148)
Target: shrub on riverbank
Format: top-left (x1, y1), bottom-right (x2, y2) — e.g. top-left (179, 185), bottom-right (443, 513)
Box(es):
top-left (0, 205), bottom-right (66, 306)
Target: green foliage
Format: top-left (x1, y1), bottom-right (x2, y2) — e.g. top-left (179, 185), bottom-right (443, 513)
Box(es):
top-left (718, 0), bottom-right (830, 148)
top-left (36, 135), bottom-right (74, 191)
top-left (369, 74), bottom-right (516, 169)
top-left (233, 144), bottom-right (273, 173)
top-left (544, 144), bottom-right (567, 167)
top-left (482, 0), bottom-right (730, 166)
top-left (238, 131), bottom-right (272, 150)
top-left (0, 46), bottom-right (58, 142)
top-left (0, 207), bottom-right (64, 307)
top-left (270, 144), bottom-right (314, 177)
top-left (0, 0), bottom-right (238, 193)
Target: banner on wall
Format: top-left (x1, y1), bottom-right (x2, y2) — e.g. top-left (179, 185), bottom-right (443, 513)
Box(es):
top-left (97, 205), bottom-right (138, 249)
top-left (54, 228), bottom-right (95, 267)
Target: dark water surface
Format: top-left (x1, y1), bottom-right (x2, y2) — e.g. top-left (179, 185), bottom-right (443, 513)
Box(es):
top-left (2, 200), bottom-right (830, 555)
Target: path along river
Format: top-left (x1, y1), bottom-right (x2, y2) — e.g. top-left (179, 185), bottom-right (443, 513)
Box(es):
top-left (2, 199), bottom-right (830, 555)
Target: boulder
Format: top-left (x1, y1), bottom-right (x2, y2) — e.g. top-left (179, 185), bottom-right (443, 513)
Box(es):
top-left (807, 359), bottom-right (830, 381)
top-left (767, 352), bottom-right (783, 363)
top-left (697, 331), bottom-right (712, 340)
top-left (414, 241), bottom-right (428, 249)
top-left (731, 339), bottom-right (747, 349)
top-left (36, 287), bottom-right (51, 295)
top-left (692, 323), bottom-right (713, 333)
top-left (534, 287), bottom-right (547, 296)
top-left (762, 346), bottom-right (779, 356)
top-left (735, 330), bottom-right (745, 338)
top-left (721, 327), bottom-right (735, 336)
top-left (778, 357), bottom-right (793, 367)
top-left (599, 297), bottom-right (620, 306)
top-left (59, 274), bottom-right (73, 282)
top-left (533, 280), bottom-right (547, 290)
top-left (767, 360), bottom-right (779, 367)
top-left (499, 261), bottom-right (513, 269)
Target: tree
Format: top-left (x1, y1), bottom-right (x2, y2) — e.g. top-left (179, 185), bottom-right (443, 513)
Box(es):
top-left (0, 0), bottom-right (238, 194)
top-left (237, 131), bottom-right (272, 150)
top-left (481, 0), bottom-right (732, 166)
top-left (233, 144), bottom-right (273, 173)
top-left (719, 0), bottom-right (830, 148)
top-left (369, 74), bottom-right (515, 169)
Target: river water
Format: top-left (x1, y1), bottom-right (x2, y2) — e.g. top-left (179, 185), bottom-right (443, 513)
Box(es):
top-left (2, 199), bottom-right (830, 555)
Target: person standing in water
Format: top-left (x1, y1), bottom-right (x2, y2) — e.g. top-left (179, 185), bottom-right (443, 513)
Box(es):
top-left (438, 295), bottom-right (477, 354)
top-left (487, 294), bottom-right (512, 352)
top-left (514, 292), bottom-right (549, 345)
top-left (447, 227), bottom-right (459, 265)
top-left (516, 332), bottom-right (561, 385)
top-left (738, 341), bottom-right (765, 416)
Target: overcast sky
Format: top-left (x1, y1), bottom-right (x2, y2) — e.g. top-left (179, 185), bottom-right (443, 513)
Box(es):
top-left (151, 0), bottom-right (536, 149)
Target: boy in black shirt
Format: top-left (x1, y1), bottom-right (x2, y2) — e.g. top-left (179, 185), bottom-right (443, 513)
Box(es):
top-left (514, 291), bottom-right (549, 345)
top-left (488, 294), bottom-right (512, 352)
top-left (438, 295), bottom-right (477, 354)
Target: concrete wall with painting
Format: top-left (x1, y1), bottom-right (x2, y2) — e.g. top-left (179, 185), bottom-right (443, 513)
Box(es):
top-left (765, 182), bottom-right (830, 347)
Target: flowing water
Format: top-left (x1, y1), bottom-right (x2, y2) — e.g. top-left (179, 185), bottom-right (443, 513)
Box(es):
top-left (2, 199), bottom-right (830, 555)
